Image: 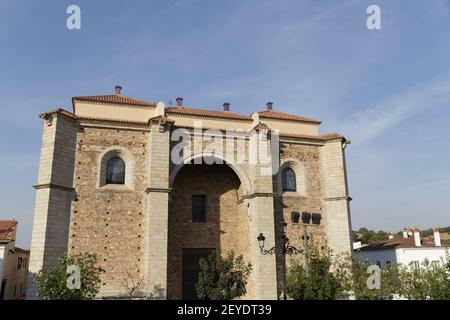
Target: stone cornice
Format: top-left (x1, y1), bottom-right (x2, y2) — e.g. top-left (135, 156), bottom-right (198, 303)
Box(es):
top-left (33, 183), bottom-right (75, 192)
top-left (243, 192), bottom-right (278, 199)
top-left (145, 187), bottom-right (173, 194)
top-left (323, 196), bottom-right (352, 202)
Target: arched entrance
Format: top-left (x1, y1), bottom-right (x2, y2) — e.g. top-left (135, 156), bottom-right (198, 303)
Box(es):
top-left (167, 158), bottom-right (252, 299)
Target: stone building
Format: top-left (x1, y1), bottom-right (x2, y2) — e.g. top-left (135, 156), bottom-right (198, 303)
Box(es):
top-left (27, 86), bottom-right (352, 299)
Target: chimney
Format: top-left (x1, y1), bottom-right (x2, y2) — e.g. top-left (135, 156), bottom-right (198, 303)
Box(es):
top-left (223, 103), bottom-right (230, 112)
top-left (266, 102), bottom-right (273, 111)
top-left (115, 85), bottom-right (122, 95)
top-left (433, 227), bottom-right (442, 247)
top-left (402, 228), bottom-right (409, 239)
top-left (176, 97), bottom-right (183, 108)
top-left (413, 228), bottom-right (421, 247)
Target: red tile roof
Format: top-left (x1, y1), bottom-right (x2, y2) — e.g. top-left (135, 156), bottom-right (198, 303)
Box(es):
top-left (0, 220), bottom-right (17, 242)
top-left (278, 132), bottom-right (348, 143)
top-left (320, 133), bottom-right (347, 141)
top-left (72, 95), bottom-right (156, 108)
top-left (358, 236), bottom-right (444, 251)
top-left (165, 107), bottom-right (253, 121)
top-left (258, 110), bottom-right (321, 124)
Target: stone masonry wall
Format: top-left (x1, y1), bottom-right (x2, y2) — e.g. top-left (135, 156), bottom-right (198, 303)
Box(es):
top-left (27, 114), bottom-right (77, 299)
top-left (167, 163), bottom-right (252, 299)
top-left (68, 126), bottom-right (148, 297)
top-left (319, 140), bottom-right (352, 255)
top-left (274, 142), bottom-right (327, 296)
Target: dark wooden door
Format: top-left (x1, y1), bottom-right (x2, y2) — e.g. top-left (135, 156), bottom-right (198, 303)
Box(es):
top-left (182, 248), bottom-right (214, 300)
top-left (0, 280), bottom-right (6, 300)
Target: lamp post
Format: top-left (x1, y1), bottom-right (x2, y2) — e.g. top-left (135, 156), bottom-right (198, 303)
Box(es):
top-left (257, 226), bottom-right (309, 300)
top-left (301, 224), bottom-right (310, 274)
top-left (256, 210), bottom-right (317, 300)
top-left (257, 232), bottom-right (304, 256)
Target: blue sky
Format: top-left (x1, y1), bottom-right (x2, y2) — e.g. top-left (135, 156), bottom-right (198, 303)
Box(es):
top-left (1, 0), bottom-right (450, 248)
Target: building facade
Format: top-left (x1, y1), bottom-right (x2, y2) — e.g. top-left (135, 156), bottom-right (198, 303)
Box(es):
top-left (0, 220), bottom-right (30, 300)
top-left (27, 87), bottom-right (353, 299)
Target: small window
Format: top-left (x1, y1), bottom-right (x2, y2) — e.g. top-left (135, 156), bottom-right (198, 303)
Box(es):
top-left (291, 211), bottom-right (300, 224)
top-left (106, 157), bottom-right (125, 185)
top-left (192, 196), bottom-right (206, 223)
top-left (301, 212), bottom-right (311, 224)
top-left (282, 168), bottom-right (297, 192)
top-left (311, 213), bottom-right (322, 225)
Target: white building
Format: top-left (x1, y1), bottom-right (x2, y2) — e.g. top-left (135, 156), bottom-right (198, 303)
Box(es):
top-left (354, 228), bottom-right (449, 269)
top-left (0, 220), bottom-right (30, 300)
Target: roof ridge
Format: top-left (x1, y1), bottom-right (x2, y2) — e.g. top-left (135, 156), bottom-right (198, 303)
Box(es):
top-left (72, 94), bottom-right (156, 108)
top-left (257, 110), bottom-right (321, 124)
top-left (165, 106), bottom-right (253, 121)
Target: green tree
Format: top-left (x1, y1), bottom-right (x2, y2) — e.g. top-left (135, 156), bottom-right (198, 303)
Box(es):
top-left (399, 258), bottom-right (450, 300)
top-left (335, 255), bottom-right (402, 300)
top-left (34, 253), bottom-right (104, 300)
top-left (353, 228), bottom-right (391, 244)
top-left (196, 251), bottom-right (252, 300)
top-left (336, 255), bottom-right (450, 300)
top-left (286, 245), bottom-right (343, 300)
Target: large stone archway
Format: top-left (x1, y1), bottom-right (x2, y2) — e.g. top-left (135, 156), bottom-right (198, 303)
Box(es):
top-left (169, 153), bottom-right (253, 196)
top-left (167, 159), bottom-right (253, 299)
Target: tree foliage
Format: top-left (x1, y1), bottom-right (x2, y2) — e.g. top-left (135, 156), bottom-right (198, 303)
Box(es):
top-left (286, 245), bottom-right (343, 300)
top-left (287, 246), bottom-right (450, 300)
top-left (336, 254), bottom-right (450, 300)
top-left (196, 251), bottom-right (252, 300)
top-left (352, 228), bottom-right (390, 244)
top-left (398, 259), bottom-right (450, 300)
top-left (334, 253), bottom-right (402, 300)
top-left (34, 253), bottom-right (104, 300)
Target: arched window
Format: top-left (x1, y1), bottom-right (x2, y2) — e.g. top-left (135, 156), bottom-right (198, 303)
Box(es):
top-left (282, 168), bottom-right (297, 192)
top-left (106, 157), bottom-right (125, 185)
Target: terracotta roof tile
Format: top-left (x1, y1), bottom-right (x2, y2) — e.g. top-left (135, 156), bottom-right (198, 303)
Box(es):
top-left (279, 132), bottom-right (326, 142)
top-left (72, 95), bottom-right (156, 108)
top-left (320, 133), bottom-right (348, 142)
top-left (166, 107), bottom-right (253, 121)
top-left (358, 236), bottom-right (444, 251)
top-left (0, 220), bottom-right (17, 241)
top-left (258, 110), bottom-right (321, 124)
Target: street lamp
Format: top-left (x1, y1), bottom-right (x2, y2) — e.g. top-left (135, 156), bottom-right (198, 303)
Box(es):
top-left (257, 212), bottom-right (315, 300)
top-left (257, 231), bottom-right (305, 300)
top-left (257, 232), bottom-right (304, 256)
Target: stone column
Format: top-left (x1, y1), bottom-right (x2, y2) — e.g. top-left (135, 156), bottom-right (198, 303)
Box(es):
top-left (246, 129), bottom-right (278, 299)
top-left (27, 113), bottom-right (77, 299)
top-left (143, 118), bottom-right (172, 299)
top-left (320, 140), bottom-right (352, 255)
top-left (248, 193), bottom-right (278, 300)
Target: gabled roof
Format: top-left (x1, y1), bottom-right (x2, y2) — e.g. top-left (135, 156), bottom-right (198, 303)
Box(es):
top-left (358, 236), bottom-right (445, 251)
top-left (165, 107), bottom-right (253, 121)
top-left (0, 220), bottom-right (17, 242)
top-left (257, 110), bottom-right (321, 124)
top-left (72, 95), bottom-right (156, 108)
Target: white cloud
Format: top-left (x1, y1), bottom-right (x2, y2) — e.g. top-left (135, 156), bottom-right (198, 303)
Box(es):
top-left (342, 76), bottom-right (450, 144)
